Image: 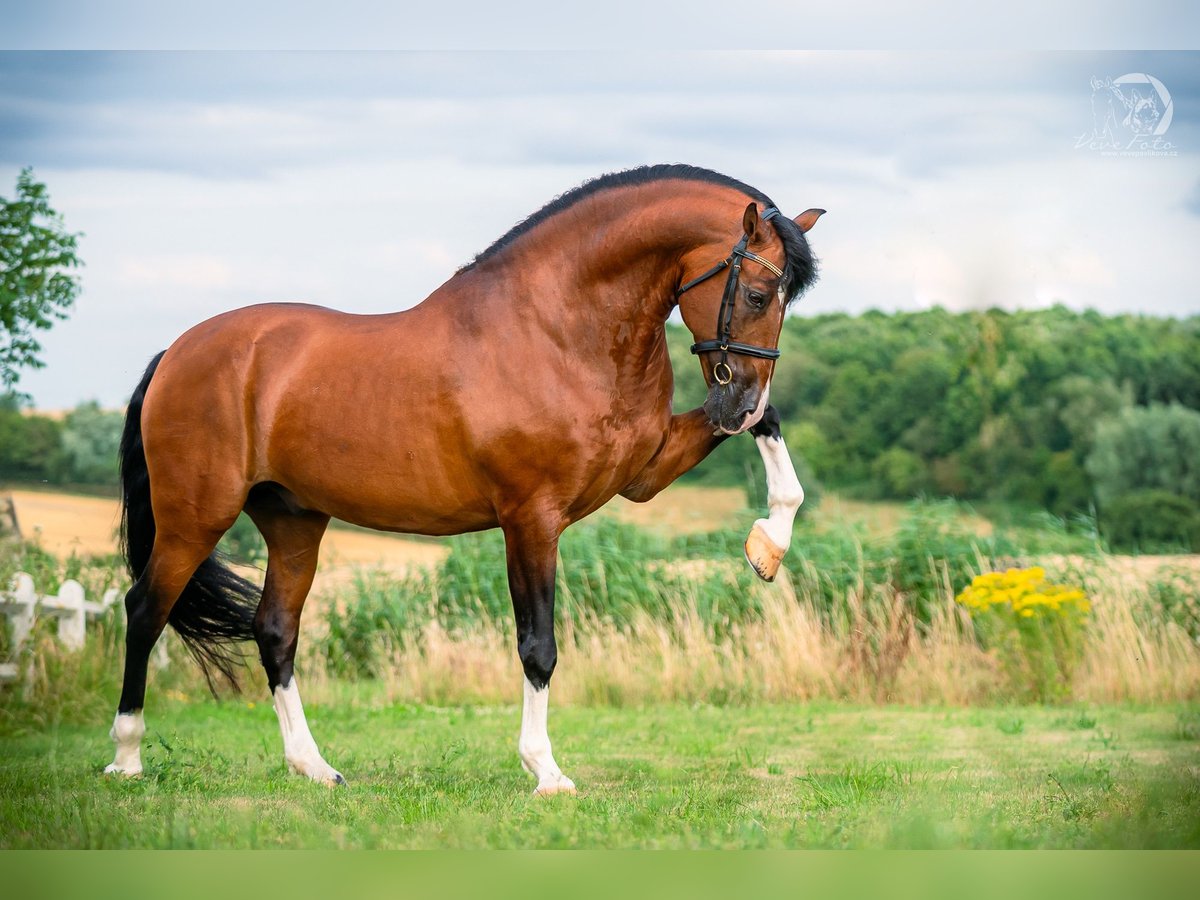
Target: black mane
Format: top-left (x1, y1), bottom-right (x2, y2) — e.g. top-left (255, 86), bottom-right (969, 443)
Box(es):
top-left (460, 164), bottom-right (818, 304)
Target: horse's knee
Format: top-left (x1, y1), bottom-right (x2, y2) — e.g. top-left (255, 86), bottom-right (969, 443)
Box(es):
top-left (518, 634), bottom-right (557, 689)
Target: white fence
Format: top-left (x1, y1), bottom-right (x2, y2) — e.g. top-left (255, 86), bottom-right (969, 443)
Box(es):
top-left (0, 573), bottom-right (125, 681)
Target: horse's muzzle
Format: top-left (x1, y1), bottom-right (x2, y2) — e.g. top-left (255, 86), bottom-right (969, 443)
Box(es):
top-left (704, 383), bottom-right (767, 435)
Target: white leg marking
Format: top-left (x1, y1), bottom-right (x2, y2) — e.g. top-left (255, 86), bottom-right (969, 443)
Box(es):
top-left (105, 710), bottom-right (146, 776)
top-left (273, 677), bottom-right (344, 785)
top-left (518, 676), bottom-right (576, 796)
top-left (754, 432), bottom-right (805, 553)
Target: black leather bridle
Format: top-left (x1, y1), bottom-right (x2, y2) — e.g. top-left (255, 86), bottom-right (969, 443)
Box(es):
top-left (678, 206), bottom-right (784, 385)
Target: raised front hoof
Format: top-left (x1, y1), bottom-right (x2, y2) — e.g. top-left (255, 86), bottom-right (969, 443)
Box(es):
top-left (744, 522), bottom-right (785, 582)
top-left (103, 762), bottom-right (142, 778)
top-left (533, 774), bottom-right (577, 797)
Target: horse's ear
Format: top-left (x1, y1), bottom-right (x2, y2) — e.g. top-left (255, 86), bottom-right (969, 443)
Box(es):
top-left (794, 208), bottom-right (826, 233)
top-left (742, 202), bottom-right (760, 241)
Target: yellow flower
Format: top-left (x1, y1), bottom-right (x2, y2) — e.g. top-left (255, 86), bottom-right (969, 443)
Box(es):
top-left (955, 566), bottom-right (1089, 620)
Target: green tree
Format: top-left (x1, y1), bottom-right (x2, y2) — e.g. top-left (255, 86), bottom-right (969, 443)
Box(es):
top-left (1048, 375), bottom-right (1128, 456)
top-left (0, 393), bottom-right (63, 482)
top-left (783, 420), bottom-right (833, 482)
top-left (1043, 450), bottom-right (1091, 518)
top-left (870, 446), bottom-right (926, 498)
top-left (1099, 490), bottom-right (1200, 552)
top-left (0, 168), bottom-right (83, 389)
top-left (1086, 404), bottom-right (1200, 507)
top-left (59, 400), bottom-right (124, 485)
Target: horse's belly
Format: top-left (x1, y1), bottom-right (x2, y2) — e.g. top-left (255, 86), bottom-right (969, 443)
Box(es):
top-left (269, 448), bottom-right (498, 537)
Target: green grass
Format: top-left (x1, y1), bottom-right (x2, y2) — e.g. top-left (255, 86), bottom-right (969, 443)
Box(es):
top-left (2, 698), bottom-right (1197, 848)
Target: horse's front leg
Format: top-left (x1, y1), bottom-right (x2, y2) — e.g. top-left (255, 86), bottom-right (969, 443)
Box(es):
top-left (618, 405), bottom-right (803, 579)
top-left (502, 512), bottom-right (576, 796)
top-left (744, 406), bottom-right (804, 581)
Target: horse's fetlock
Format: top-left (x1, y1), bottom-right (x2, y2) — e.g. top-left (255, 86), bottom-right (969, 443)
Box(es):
top-left (519, 736), bottom-right (551, 762)
top-left (111, 711), bottom-right (145, 744)
top-left (519, 636), bottom-right (557, 688)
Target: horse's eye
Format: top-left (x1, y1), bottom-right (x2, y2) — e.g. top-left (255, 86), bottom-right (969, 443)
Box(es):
top-left (748, 291), bottom-right (767, 308)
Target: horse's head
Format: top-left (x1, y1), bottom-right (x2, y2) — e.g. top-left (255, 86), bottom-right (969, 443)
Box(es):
top-left (678, 201), bottom-right (822, 435)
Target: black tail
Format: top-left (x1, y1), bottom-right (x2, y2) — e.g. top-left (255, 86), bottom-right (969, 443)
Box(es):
top-left (119, 351), bottom-right (259, 692)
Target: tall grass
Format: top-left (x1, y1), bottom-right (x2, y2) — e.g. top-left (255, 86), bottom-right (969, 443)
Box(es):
top-left (2, 500), bottom-right (1196, 721)
top-left (304, 502), bottom-right (1197, 707)
top-left (1075, 566), bottom-right (1200, 703)
top-left (299, 557), bottom-right (1199, 709)
top-left (317, 499), bottom-right (1096, 676)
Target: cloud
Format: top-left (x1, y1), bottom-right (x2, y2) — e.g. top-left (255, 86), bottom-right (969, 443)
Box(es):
top-left (7, 4), bottom-right (1200, 54)
top-left (117, 253), bottom-right (234, 290)
top-left (2, 50), bottom-right (1198, 409)
top-left (4, 52), bottom-right (1196, 182)
top-left (1186, 180), bottom-right (1200, 217)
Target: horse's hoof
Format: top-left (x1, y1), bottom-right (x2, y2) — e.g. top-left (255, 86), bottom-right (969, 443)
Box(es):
top-left (302, 769), bottom-right (345, 787)
top-left (744, 522), bottom-right (785, 582)
top-left (533, 775), bottom-right (577, 797)
top-left (287, 756), bottom-right (346, 786)
top-left (309, 768), bottom-right (346, 787)
top-left (103, 763), bottom-right (142, 777)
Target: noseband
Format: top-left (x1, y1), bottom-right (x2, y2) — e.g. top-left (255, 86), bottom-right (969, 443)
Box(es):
top-left (678, 206), bottom-right (783, 385)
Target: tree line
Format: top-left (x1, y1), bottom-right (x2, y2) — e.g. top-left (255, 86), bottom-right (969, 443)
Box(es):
top-left (0, 397), bottom-right (122, 488)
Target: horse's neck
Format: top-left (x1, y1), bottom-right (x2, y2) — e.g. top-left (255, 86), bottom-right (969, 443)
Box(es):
top-left (464, 187), bottom-right (723, 357)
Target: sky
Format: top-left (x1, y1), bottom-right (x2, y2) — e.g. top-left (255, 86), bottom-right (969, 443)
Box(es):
top-left (1, 50), bottom-right (1198, 409)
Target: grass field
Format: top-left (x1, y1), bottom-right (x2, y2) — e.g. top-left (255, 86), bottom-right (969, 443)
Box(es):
top-left (3, 485), bottom-right (1199, 849)
top-left (2, 697), bottom-right (1197, 849)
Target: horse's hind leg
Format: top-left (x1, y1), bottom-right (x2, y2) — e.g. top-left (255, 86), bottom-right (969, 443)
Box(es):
top-left (107, 531), bottom-right (227, 776)
top-left (244, 493), bottom-right (341, 785)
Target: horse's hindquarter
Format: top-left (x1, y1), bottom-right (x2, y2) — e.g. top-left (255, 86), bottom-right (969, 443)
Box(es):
top-left (144, 303), bottom-right (497, 535)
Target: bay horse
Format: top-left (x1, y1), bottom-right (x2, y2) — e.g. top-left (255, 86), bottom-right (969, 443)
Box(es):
top-left (106, 164), bottom-right (823, 793)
